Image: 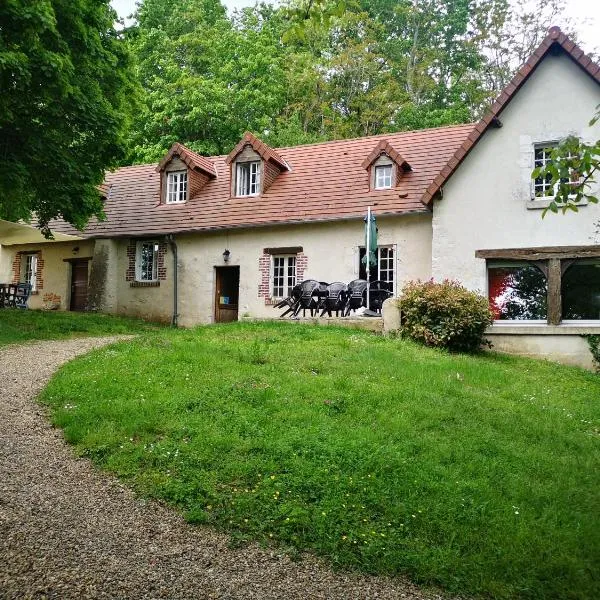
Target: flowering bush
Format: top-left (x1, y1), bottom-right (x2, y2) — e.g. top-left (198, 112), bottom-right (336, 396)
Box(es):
top-left (399, 279), bottom-right (493, 352)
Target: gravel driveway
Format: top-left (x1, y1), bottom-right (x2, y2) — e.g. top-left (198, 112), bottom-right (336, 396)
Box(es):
top-left (0, 336), bottom-right (455, 600)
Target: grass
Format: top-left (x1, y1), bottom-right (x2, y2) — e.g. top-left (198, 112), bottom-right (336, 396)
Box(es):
top-left (40, 322), bottom-right (600, 599)
top-left (0, 309), bottom-right (164, 346)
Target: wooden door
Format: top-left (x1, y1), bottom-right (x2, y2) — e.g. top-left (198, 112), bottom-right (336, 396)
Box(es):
top-left (70, 259), bottom-right (89, 311)
top-left (214, 266), bottom-right (240, 323)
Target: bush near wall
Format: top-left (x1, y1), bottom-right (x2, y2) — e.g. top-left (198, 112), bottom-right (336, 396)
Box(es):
top-left (399, 279), bottom-right (494, 352)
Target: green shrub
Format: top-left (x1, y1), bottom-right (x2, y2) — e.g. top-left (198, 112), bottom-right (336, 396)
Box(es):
top-left (399, 279), bottom-right (494, 352)
top-left (585, 335), bottom-right (600, 371)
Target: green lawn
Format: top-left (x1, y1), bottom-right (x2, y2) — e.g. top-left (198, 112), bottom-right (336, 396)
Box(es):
top-left (40, 322), bottom-right (600, 599)
top-left (0, 309), bottom-right (164, 346)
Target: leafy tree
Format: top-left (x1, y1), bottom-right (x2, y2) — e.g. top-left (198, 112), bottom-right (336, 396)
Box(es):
top-left (0, 0), bottom-right (134, 232)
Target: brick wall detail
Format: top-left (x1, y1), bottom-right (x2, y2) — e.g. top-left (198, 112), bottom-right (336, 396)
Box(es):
top-left (263, 161), bottom-right (282, 193)
top-left (259, 251), bottom-right (307, 305)
top-left (126, 240), bottom-right (167, 282)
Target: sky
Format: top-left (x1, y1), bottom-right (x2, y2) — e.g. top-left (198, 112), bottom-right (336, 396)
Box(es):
top-left (110, 0), bottom-right (599, 53)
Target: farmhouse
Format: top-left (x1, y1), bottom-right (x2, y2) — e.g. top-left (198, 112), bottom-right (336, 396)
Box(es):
top-left (1, 27), bottom-right (599, 366)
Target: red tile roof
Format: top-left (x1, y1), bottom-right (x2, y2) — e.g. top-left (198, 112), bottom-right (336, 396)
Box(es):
top-left (421, 27), bottom-right (600, 205)
top-left (361, 140), bottom-right (411, 171)
top-left (226, 131), bottom-right (289, 171)
top-left (157, 142), bottom-right (217, 178)
top-left (51, 124), bottom-right (473, 238)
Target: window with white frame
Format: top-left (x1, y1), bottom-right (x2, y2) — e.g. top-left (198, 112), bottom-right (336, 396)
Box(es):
top-left (272, 255), bottom-right (296, 298)
top-left (236, 161), bottom-right (261, 196)
top-left (374, 164), bottom-right (393, 189)
top-left (166, 171), bottom-right (188, 204)
top-left (358, 246), bottom-right (395, 293)
top-left (136, 241), bottom-right (159, 282)
top-left (22, 254), bottom-right (38, 291)
top-left (533, 143), bottom-right (579, 199)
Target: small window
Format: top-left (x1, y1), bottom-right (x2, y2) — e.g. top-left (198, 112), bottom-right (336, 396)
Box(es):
top-left (236, 161), bottom-right (261, 197)
top-left (136, 241), bottom-right (159, 282)
top-left (272, 255), bottom-right (296, 298)
top-left (358, 246), bottom-right (395, 293)
top-left (562, 260), bottom-right (600, 320)
top-left (374, 165), bottom-right (392, 189)
top-left (488, 263), bottom-right (547, 320)
top-left (533, 144), bottom-right (578, 199)
top-left (22, 254), bottom-right (38, 291)
top-left (166, 171), bottom-right (187, 204)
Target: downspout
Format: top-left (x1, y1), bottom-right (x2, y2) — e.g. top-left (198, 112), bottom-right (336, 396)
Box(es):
top-left (166, 234), bottom-right (178, 327)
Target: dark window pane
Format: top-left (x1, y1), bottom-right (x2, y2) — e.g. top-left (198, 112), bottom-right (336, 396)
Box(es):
top-left (562, 262), bottom-right (600, 320)
top-left (488, 265), bottom-right (547, 320)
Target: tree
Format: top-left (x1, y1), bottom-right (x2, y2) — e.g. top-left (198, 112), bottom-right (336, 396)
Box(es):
top-left (531, 108), bottom-right (600, 215)
top-left (0, 0), bottom-right (135, 233)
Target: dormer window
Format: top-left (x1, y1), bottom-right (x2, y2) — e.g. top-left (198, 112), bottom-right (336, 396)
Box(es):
top-left (374, 165), bottom-right (392, 189)
top-left (236, 161), bottom-right (261, 197)
top-left (166, 171), bottom-right (188, 204)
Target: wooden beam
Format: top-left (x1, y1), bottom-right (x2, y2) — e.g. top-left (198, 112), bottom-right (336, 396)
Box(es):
top-left (547, 258), bottom-right (562, 326)
top-left (475, 245), bottom-right (600, 261)
top-left (263, 246), bottom-right (303, 255)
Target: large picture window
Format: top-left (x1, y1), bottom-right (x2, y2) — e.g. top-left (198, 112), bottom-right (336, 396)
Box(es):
top-left (136, 241), bottom-right (158, 282)
top-left (562, 260), bottom-right (600, 321)
top-left (272, 255), bottom-right (296, 298)
top-left (358, 246), bottom-right (395, 293)
top-left (488, 263), bottom-right (547, 320)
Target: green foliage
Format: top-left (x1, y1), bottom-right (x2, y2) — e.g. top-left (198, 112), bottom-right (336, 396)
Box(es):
top-left (41, 322), bottom-right (600, 599)
top-left (0, 0), bottom-right (136, 232)
top-left (400, 279), bottom-right (494, 352)
top-left (531, 108), bottom-right (600, 216)
top-left (0, 310), bottom-right (164, 346)
top-left (585, 335), bottom-right (600, 371)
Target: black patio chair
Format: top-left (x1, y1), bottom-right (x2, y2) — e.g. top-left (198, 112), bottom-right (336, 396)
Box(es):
top-left (314, 281), bottom-right (330, 313)
top-left (293, 279), bottom-right (321, 317)
top-left (367, 280), bottom-right (392, 314)
top-left (320, 282), bottom-right (348, 317)
top-left (274, 283), bottom-right (302, 318)
top-left (344, 279), bottom-right (368, 316)
top-left (14, 283), bottom-right (32, 309)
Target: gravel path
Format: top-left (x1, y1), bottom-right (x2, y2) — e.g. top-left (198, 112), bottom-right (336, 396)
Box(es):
top-left (1, 336), bottom-right (456, 600)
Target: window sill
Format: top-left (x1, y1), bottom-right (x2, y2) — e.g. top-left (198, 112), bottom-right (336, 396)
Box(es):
top-left (526, 197), bottom-right (588, 210)
top-left (487, 322), bottom-right (600, 335)
top-left (130, 281), bottom-right (160, 288)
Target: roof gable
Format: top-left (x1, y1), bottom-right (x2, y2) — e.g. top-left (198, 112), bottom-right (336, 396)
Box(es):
top-left (157, 142), bottom-right (217, 178)
top-left (421, 26), bottom-right (600, 206)
top-left (226, 132), bottom-right (289, 171)
top-left (361, 140), bottom-right (411, 171)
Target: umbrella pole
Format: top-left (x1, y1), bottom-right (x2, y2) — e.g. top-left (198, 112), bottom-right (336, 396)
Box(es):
top-left (366, 206), bottom-right (371, 311)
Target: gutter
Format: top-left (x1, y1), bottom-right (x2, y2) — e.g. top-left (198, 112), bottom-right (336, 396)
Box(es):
top-left (166, 234), bottom-right (178, 327)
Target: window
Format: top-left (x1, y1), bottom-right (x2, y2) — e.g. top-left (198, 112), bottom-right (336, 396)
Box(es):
top-left (272, 255), bottom-right (296, 298)
top-left (236, 161), bottom-right (261, 196)
top-left (166, 171), bottom-right (188, 204)
top-left (488, 263), bottom-right (547, 320)
top-left (562, 260), bottom-right (600, 320)
top-left (358, 246), bottom-right (395, 293)
top-left (374, 165), bottom-right (392, 189)
top-left (22, 254), bottom-right (38, 291)
top-left (136, 241), bottom-right (158, 282)
top-left (533, 144), bottom-right (578, 199)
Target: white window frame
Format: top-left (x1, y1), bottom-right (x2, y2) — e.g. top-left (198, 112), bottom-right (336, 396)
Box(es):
top-left (374, 164), bottom-right (393, 189)
top-left (532, 143), bottom-right (579, 200)
top-left (236, 161), bottom-right (261, 197)
top-left (166, 171), bottom-right (188, 204)
top-left (271, 255), bottom-right (296, 298)
top-left (135, 241), bottom-right (159, 282)
top-left (23, 254), bottom-right (38, 291)
top-left (358, 245), bottom-right (396, 295)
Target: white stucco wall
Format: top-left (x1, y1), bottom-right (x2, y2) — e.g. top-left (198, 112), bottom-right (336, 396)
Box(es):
top-left (109, 214), bottom-right (431, 326)
top-left (432, 52), bottom-right (600, 293)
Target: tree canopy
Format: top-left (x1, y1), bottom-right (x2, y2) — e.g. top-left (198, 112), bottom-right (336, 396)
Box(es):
top-left (0, 0), bottom-right (134, 232)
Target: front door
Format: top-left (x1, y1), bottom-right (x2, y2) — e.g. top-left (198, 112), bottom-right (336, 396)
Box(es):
top-left (70, 259), bottom-right (89, 311)
top-left (214, 266), bottom-right (240, 323)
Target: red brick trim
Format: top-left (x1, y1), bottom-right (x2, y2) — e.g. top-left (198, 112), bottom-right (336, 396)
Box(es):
top-left (11, 250), bottom-right (43, 290)
top-left (259, 250), bottom-right (308, 305)
top-left (126, 240), bottom-right (167, 282)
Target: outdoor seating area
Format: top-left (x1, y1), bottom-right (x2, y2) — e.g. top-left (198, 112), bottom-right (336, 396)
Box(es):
top-left (0, 283), bottom-right (32, 309)
top-left (274, 279), bottom-right (392, 318)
